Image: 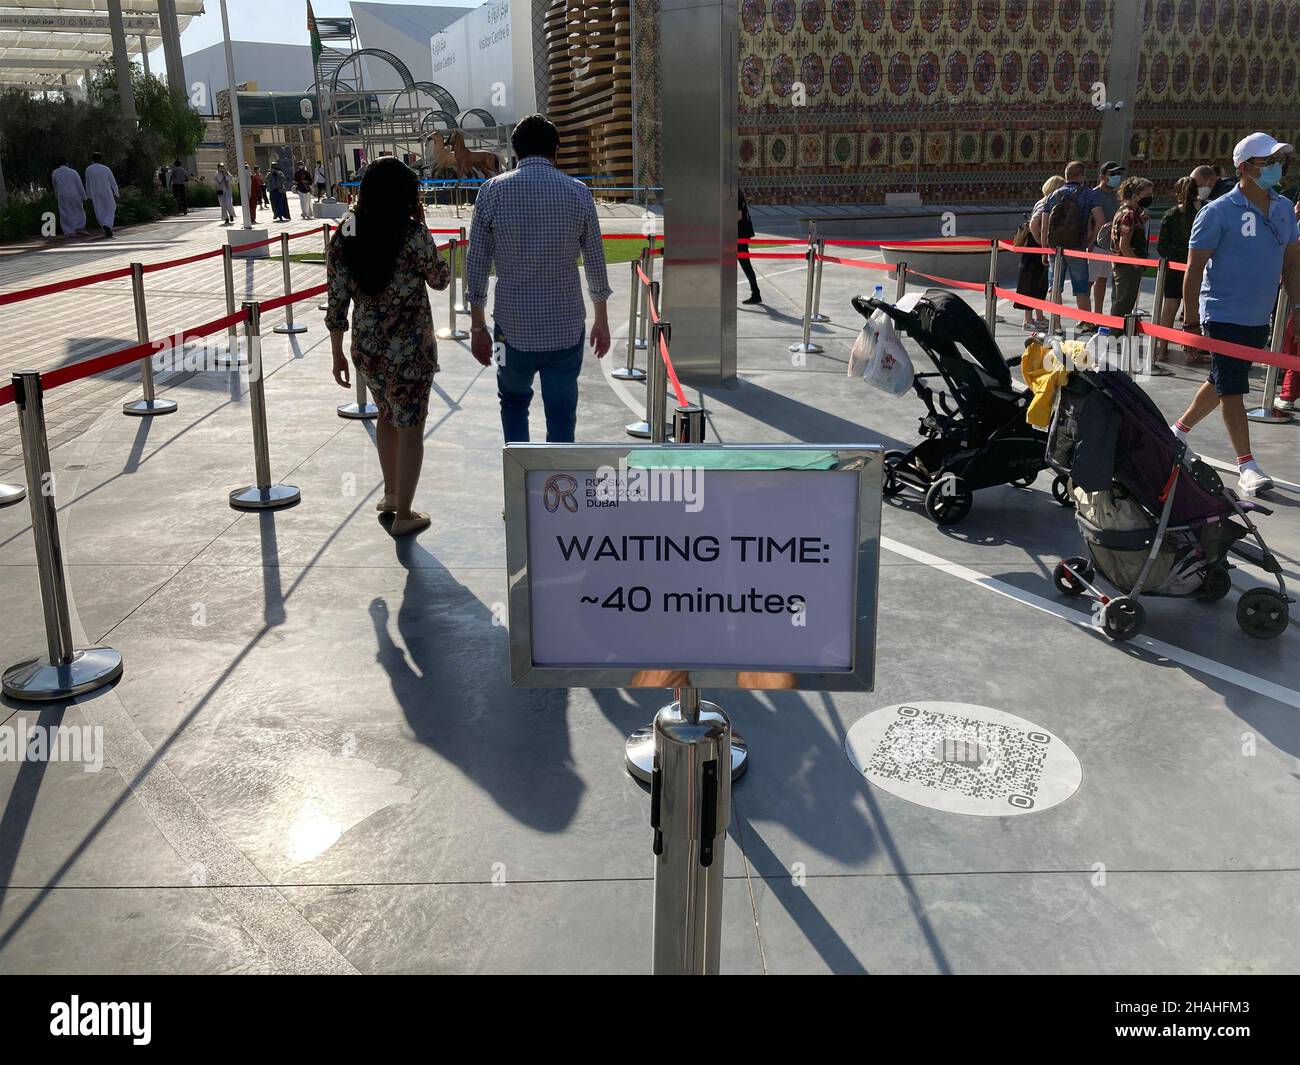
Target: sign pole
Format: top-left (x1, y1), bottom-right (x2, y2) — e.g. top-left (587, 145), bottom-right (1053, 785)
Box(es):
top-left (651, 686), bottom-right (731, 975)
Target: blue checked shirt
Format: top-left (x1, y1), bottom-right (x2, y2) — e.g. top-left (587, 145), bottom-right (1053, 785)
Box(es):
top-left (466, 156), bottom-right (613, 352)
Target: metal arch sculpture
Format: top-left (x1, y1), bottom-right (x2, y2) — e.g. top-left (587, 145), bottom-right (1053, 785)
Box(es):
top-left (419, 109), bottom-right (460, 133)
top-left (327, 47), bottom-right (416, 95)
top-left (457, 108), bottom-right (497, 129)
top-left (408, 81), bottom-right (460, 117)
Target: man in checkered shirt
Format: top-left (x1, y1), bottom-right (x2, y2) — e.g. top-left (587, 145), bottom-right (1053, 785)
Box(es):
top-left (466, 114), bottom-right (612, 443)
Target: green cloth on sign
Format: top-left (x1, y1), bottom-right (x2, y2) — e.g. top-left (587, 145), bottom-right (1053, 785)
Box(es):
top-left (628, 449), bottom-right (839, 471)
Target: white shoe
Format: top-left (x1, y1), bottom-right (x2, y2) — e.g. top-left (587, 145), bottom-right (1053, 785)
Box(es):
top-left (1274, 397), bottom-right (1297, 411)
top-left (1238, 466), bottom-right (1274, 496)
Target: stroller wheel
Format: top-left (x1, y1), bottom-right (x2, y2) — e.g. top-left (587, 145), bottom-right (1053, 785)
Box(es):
top-left (882, 451), bottom-right (908, 498)
top-left (1100, 596), bottom-right (1145, 641)
top-left (1195, 565), bottom-right (1232, 603)
top-left (1011, 471), bottom-right (1038, 488)
top-left (1053, 556), bottom-right (1094, 596)
top-left (924, 475), bottom-right (973, 524)
top-left (1051, 474), bottom-right (1075, 508)
top-left (1236, 589), bottom-right (1289, 639)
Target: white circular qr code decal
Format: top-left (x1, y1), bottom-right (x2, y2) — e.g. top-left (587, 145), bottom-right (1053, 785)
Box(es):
top-left (844, 701), bottom-right (1083, 817)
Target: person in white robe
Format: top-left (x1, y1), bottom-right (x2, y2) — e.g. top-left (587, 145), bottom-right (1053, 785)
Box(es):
top-left (214, 162), bottom-right (235, 224)
top-left (84, 153), bottom-right (120, 238)
top-left (51, 159), bottom-right (87, 237)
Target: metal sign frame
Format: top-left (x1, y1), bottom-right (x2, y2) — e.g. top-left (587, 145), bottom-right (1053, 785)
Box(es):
top-left (503, 443), bottom-right (882, 692)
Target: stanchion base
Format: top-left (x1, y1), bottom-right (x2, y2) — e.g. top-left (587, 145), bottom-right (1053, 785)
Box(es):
top-left (789, 342), bottom-right (825, 354)
top-left (337, 402), bottom-right (379, 420)
top-left (437, 327), bottom-right (470, 340)
top-left (612, 367), bottom-right (647, 381)
top-left (625, 420), bottom-right (652, 438)
top-left (2, 647), bottom-right (123, 702)
top-left (625, 723), bottom-right (747, 783)
top-left (273, 324), bottom-right (309, 335)
top-left (122, 398), bottom-right (178, 417)
top-left (0, 483), bottom-right (26, 507)
top-left (229, 484), bottom-right (301, 510)
top-left (810, 313), bottom-right (831, 323)
top-left (453, 303), bottom-right (469, 314)
top-left (634, 339), bottom-right (648, 350)
top-left (317, 302), bottom-right (328, 312)
top-left (1246, 406), bottom-right (1293, 424)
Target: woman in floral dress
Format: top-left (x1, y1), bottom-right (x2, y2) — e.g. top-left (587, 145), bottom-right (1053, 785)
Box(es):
top-left (327, 158), bottom-right (451, 536)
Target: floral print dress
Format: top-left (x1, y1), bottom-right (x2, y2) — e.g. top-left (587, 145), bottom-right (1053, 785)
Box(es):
top-left (326, 219), bottom-right (451, 427)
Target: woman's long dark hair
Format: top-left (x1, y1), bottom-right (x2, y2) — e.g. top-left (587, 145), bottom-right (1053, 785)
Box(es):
top-left (1173, 175), bottom-right (1199, 217)
top-left (342, 157), bottom-right (421, 295)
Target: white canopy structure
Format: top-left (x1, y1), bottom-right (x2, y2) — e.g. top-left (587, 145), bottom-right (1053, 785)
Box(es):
top-left (0, 0), bottom-right (203, 90)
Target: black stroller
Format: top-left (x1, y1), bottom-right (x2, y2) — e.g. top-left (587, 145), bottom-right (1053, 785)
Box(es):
top-left (850, 288), bottom-right (1071, 524)
top-left (1047, 369), bottom-right (1291, 641)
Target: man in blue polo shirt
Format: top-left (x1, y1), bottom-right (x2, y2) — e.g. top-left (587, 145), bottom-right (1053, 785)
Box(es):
top-left (1171, 132), bottom-right (1300, 496)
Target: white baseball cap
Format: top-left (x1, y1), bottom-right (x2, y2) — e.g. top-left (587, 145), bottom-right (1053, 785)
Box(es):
top-left (1233, 131), bottom-right (1294, 167)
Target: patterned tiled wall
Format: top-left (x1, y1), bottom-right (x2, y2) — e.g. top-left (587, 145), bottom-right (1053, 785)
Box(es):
top-left (583, 0), bottom-right (1300, 206)
top-left (1132, 0), bottom-right (1300, 185)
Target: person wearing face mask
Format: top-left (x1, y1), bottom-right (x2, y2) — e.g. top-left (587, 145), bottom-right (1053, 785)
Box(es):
top-left (1085, 161), bottom-right (1125, 321)
top-left (1108, 176), bottom-right (1160, 323)
top-left (1170, 132), bottom-right (1300, 497)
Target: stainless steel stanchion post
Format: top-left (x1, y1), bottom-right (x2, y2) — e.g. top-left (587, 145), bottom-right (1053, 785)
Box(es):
top-left (1049, 248), bottom-right (1065, 334)
top-left (454, 225), bottom-right (468, 313)
top-left (1123, 313), bottom-right (1141, 376)
top-left (317, 222), bottom-right (331, 311)
top-left (614, 259), bottom-right (647, 381)
top-left (788, 245), bottom-right (825, 355)
top-left (218, 243), bottom-right (243, 367)
top-left (3, 371), bottom-right (123, 700)
top-left (337, 363), bottom-right (378, 419)
top-left (437, 239), bottom-right (469, 340)
top-left (1151, 256), bottom-right (1168, 331)
top-left (1247, 287), bottom-right (1293, 423)
top-left (984, 238), bottom-right (999, 336)
top-left (648, 319), bottom-right (670, 444)
top-left (672, 404), bottom-right (706, 444)
top-left (635, 248), bottom-right (650, 350)
top-left (272, 233), bottom-right (308, 335)
top-left (122, 262), bottom-right (177, 416)
top-left (649, 687), bottom-right (732, 975)
top-left (229, 302), bottom-right (302, 510)
top-left (810, 238), bottom-right (830, 323)
top-left (894, 260), bottom-right (908, 302)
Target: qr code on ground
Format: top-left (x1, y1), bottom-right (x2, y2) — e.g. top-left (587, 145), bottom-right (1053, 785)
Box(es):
top-left (863, 705), bottom-right (1051, 809)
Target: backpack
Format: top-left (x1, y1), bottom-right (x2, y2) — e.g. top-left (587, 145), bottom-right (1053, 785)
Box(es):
top-left (1046, 186), bottom-right (1087, 250)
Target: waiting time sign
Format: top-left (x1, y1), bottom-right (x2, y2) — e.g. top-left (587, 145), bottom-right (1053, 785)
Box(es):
top-left (503, 445), bottom-right (881, 691)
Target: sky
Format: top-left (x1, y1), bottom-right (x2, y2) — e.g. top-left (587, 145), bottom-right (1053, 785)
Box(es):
top-left (142, 0), bottom-right (479, 74)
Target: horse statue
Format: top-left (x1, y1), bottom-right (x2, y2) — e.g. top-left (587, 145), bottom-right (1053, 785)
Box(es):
top-left (424, 131), bottom-right (459, 180)
top-left (450, 130), bottom-right (502, 181)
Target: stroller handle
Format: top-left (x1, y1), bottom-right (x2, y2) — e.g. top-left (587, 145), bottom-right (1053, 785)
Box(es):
top-left (852, 293), bottom-right (919, 331)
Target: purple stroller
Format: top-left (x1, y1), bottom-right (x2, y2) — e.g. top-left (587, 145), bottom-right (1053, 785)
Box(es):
top-left (1046, 369), bottom-right (1290, 641)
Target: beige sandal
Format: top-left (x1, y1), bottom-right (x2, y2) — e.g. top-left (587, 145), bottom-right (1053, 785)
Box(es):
top-left (389, 511), bottom-right (431, 537)
top-left (376, 495), bottom-right (396, 513)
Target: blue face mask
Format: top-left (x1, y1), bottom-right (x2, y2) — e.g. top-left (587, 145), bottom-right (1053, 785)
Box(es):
top-left (1107, 174), bottom-right (1122, 187)
top-left (1256, 162), bottom-right (1283, 190)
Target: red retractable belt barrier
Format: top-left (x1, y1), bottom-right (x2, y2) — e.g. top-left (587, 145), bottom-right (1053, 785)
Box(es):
top-left (822, 237), bottom-right (990, 248)
top-left (141, 246), bottom-right (226, 273)
top-left (909, 269), bottom-right (987, 293)
top-left (635, 263), bottom-right (689, 408)
top-left (260, 283), bottom-right (328, 314)
top-left (818, 253), bottom-right (894, 273)
top-left (739, 251), bottom-right (807, 260)
top-left (0, 264), bottom-right (134, 307)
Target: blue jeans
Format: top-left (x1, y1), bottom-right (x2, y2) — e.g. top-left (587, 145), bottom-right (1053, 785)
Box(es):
top-left (496, 326), bottom-right (584, 443)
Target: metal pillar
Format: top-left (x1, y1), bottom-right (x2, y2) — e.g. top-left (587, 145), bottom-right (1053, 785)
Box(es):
top-left (1123, 313), bottom-right (1140, 375)
top-left (454, 225), bottom-right (469, 313)
top-left (318, 223), bottom-right (331, 311)
top-left (659, 0), bottom-right (737, 385)
top-left (635, 248), bottom-right (651, 350)
top-left (218, 0), bottom-right (253, 230)
top-left (2, 372), bottom-right (123, 701)
top-left (614, 259), bottom-right (647, 381)
top-left (106, 0), bottom-right (137, 121)
top-left (650, 688), bottom-right (732, 975)
top-left (1151, 257), bottom-right (1168, 331)
top-left (1049, 248), bottom-right (1065, 334)
top-left (216, 244), bottom-right (243, 367)
top-left (984, 238), bottom-right (999, 335)
top-left (437, 240), bottom-right (468, 339)
top-left (158, 0), bottom-right (186, 103)
top-left (123, 263), bottom-right (178, 415)
top-left (272, 233), bottom-right (307, 334)
top-left (1247, 287), bottom-right (1293, 424)
top-left (810, 238), bottom-right (829, 323)
top-left (894, 261), bottom-right (908, 302)
top-left (338, 366), bottom-right (378, 419)
top-left (229, 303), bottom-right (302, 509)
top-left (140, 36), bottom-right (150, 78)
top-left (788, 244), bottom-right (824, 355)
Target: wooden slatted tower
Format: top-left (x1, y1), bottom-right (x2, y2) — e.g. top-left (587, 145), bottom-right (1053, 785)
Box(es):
top-left (543, 0), bottom-right (633, 199)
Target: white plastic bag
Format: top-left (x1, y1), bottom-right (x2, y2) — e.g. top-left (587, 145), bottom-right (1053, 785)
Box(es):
top-left (848, 306), bottom-right (915, 395)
